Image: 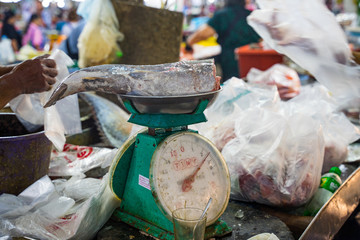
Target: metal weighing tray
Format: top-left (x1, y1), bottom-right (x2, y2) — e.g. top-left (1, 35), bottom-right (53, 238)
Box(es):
top-left (117, 88), bottom-right (221, 114)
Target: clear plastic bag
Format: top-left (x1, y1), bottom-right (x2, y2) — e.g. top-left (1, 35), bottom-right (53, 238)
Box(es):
top-left (288, 84), bottom-right (360, 173)
top-left (0, 37), bottom-right (15, 65)
top-left (9, 50), bottom-right (82, 150)
top-left (247, 0), bottom-right (360, 108)
top-left (246, 64), bottom-right (301, 100)
top-left (223, 108), bottom-right (324, 207)
top-left (0, 174), bottom-right (120, 240)
top-left (49, 143), bottom-right (118, 177)
top-left (195, 77), bottom-right (281, 147)
top-left (195, 78), bottom-right (324, 207)
top-left (78, 0), bottom-right (124, 68)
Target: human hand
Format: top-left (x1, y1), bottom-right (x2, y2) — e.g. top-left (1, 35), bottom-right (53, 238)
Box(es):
top-left (10, 55), bottom-right (58, 95)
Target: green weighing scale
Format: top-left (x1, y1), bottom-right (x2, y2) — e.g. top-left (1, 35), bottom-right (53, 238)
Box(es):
top-left (109, 89), bottom-right (232, 239)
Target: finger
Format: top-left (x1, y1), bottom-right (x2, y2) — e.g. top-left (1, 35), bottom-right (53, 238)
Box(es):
top-left (34, 82), bottom-right (52, 93)
top-left (43, 66), bottom-right (58, 78)
top-left (41, 58), bottom-right (56, 68)
top-left (34, 54), bottom-right (50, 60)
top-left (45, 84), bottom-right (53, 91)
top-left (44, 75), bottom-right (57, 85)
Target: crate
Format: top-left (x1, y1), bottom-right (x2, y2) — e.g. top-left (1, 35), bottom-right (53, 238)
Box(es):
top-left (235, 45), bottom-right (284, 78)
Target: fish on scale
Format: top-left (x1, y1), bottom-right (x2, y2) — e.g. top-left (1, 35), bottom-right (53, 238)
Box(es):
top-left (44, 59), bottom-right (220, 107)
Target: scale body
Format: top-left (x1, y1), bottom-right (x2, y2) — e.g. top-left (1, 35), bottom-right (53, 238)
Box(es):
top-left (109, 90), bottom-right (232, 239)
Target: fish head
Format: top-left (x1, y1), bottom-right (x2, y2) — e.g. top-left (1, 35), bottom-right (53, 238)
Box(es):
top-left (44, 84), bottom-right (68, 107)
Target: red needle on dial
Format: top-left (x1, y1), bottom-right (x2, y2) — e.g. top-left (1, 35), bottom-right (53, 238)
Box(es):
top-left (182, 152), bottom-right (210, 192)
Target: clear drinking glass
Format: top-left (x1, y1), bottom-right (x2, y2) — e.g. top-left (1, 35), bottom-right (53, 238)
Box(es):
top-left (172, 207), bottom-right (207, 240)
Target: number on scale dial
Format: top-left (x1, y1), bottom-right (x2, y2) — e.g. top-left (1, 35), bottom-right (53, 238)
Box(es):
top-left (150, 131), bottom-right (230, 225)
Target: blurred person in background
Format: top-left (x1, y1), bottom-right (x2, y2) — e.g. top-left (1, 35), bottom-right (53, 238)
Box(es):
top-left (22, 13), bottom-right (45, 50)
top-left (61, 8), bottom-right (81, 37)
top-left (55, 10), bottom-right (66, 33)
top-left (0, 55), bottom-right (58, 109)
top-left (58, 19), bottom-right (85, 60)
top-left (186, 0), bottom-right (260, 82)
top-left (1, 10), bottom-right (22, 52)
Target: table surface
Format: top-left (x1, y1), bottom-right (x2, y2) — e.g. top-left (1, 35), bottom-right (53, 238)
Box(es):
top-left (96, 164), bottom-right (360, 240)
top-left (96, 200), bottom-right (295, 240)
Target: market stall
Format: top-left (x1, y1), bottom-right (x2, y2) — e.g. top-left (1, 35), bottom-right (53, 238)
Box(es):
top-left (1, 0), bottom-right (360, 239)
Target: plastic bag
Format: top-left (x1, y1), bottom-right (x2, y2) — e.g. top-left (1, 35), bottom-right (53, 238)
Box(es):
top-left (0, 174), bottom-right (120, 240)
top-left (78, 0), bottom-right (124, 68)
top-left (224, 108), bottom-right (324, 207)
top-left (77, 0), bottom-right (96, 21)
top-left (54, 176), bottom-right (102, 201)
top-left (246, 64), bottom-right (301, 100)
top-left (195, 78), bottom-right (324, 207)
top-left (247, 233), bottom-right (280, 240)
top-left (248, 0), bottom-right (360, 108)
top-left (0, 37), bottom-right (15, 64)
top-left (194, 77), bottom-right (281, 147)
top-left (49, 143), bottom-right (118, 177)
top-left (9, 50), bottom-right (82, 150)
top-left (288, 84), bottom-right (360, 173)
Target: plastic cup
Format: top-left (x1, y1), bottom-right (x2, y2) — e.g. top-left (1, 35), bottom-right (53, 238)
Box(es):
top-left (172, 207), bottom-right (207, 240)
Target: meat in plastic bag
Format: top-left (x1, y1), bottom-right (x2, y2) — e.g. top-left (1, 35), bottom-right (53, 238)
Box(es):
top-left (287, 84), bottom-right (360, 173)
top-left (222, 108), bottom-right (324, 207)
top-left (198, 74), bottom-right (359, 206)
top-left (195, 77), bottom-right (281, 145)
top-left (246, 64), bottom-right (301, 100)
top-left (195, 78), bottom-right (324, 207)
top-left (248, 0), bottom-right (360, 108)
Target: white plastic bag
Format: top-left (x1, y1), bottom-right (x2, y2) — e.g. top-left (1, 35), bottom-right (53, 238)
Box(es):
top-left (77, 0), bottom-right (96, 21)
top-left (248, 233), bottom-right (280, 240)
top-left (246, 64), bottom-right (301, 100)
top-left (0, 174), bottom-right (120, 240)
top-left (201, 79), bottom-right (359, 206)
top-left (288, 84), bottom-right (360, 173)
top-left (223, 107), bottom-right (324, 207)
top-left (195, 77), bottom-right (281, 148)
top-left (78, 0), bottom-right (124, 68)
top-left (49, 143), bottom-right (118, 177)
top-left (248, 0), bottom-right (360, 107)
top-left (0, 37), bottom-right (15, 65)
top-left (195, 78), bottom-right (324, 207)
top-left (9, 50), bottom-right (82, 150)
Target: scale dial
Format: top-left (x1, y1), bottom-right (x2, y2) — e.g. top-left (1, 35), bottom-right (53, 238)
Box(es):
top-left (150, 131), bottom-right (230, 226)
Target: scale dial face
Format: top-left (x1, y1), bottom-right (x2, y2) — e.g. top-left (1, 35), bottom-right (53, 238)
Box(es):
top-left (150, 131), bottom-right (230, 226)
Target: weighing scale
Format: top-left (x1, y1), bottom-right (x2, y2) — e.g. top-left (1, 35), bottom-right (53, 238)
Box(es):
top-left (109, 89), bottom-right (232, 239)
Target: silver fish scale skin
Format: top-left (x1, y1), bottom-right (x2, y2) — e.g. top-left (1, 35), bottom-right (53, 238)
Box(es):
top-left (45, 59), bottom-right (218, 107)
top-left (123, 67), bottom-right (215, 95)
top-left (79, 92), bottom-right (132, 148)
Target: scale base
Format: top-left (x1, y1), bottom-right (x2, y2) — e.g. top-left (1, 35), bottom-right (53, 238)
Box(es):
top-left (113, 209), bottom-right (232, 240)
